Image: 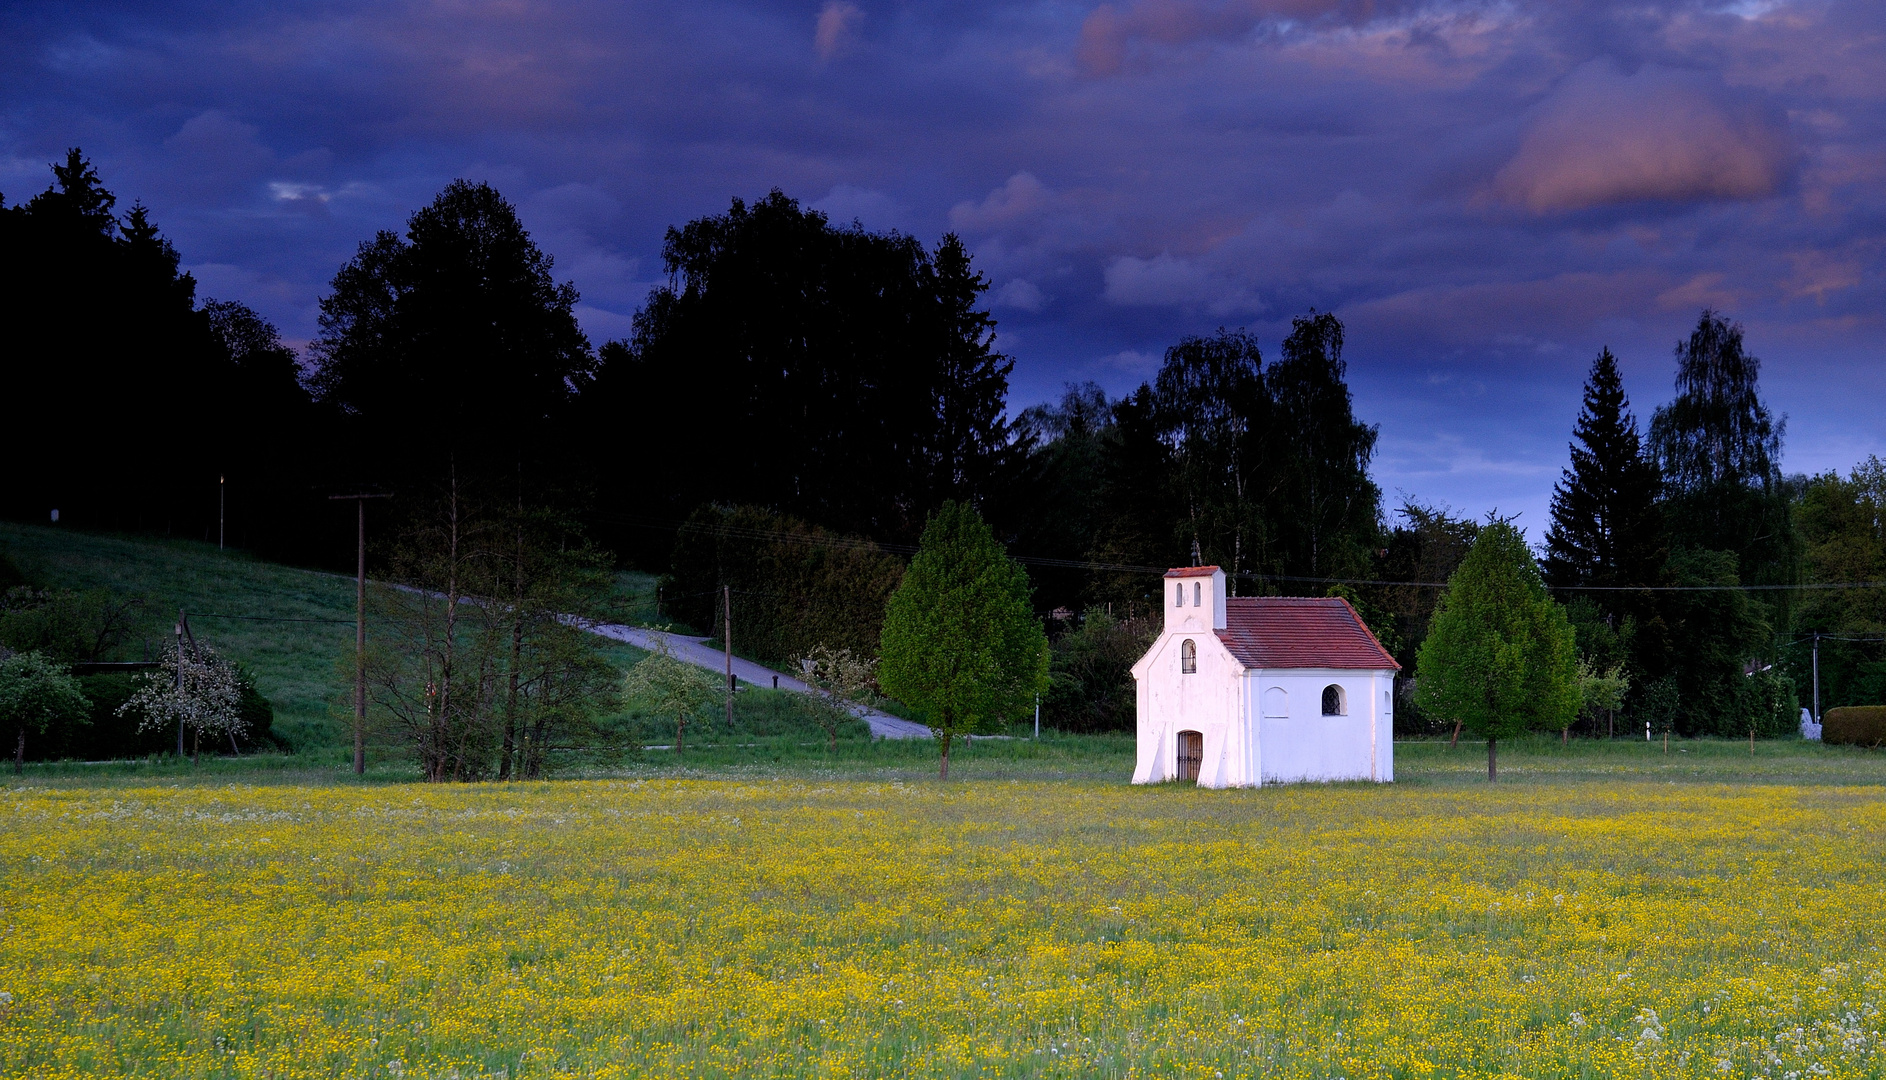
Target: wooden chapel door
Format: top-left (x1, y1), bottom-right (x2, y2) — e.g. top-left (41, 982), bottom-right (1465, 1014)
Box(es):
top-left (1176, 730), bottom-right (1203, 782)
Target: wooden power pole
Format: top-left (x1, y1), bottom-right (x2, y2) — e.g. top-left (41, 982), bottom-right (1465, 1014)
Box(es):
top-left (724, 584), bottom-right (734, 729)
top-left (330, 492), bottom-right (392, 775)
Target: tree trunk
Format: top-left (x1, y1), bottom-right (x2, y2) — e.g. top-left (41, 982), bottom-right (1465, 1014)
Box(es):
top-left (675, 717), bottom-right (684, 754)
top-left (1450, 719), bottom-right (1461, 749)
top-left (1487, 736), bottom-right (1497, 782)
top-left (526, 717), bottom-right (548, 779)
top-left (938, 731), bottom-right (952, 779)
top-left (192, 727), bottom-right (200, 766)
top-left (500, 510), bottom-right (524, 781)
top-left (1562, 726), bottom-right (1568, 745)
top-left (14, 729), bottom-right (22, 775)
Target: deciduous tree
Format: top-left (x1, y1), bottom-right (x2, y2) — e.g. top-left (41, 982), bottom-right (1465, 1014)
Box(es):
top-left (621, 641), bottom-right (723, 753)
top-left (0, 651), bottom-right (90, 773)
top-left (120, 641), bottom-right (243, 763)
top-left (1649, 311), bottom-right (1798, 596)
top-left (309, 180), bottom-right (594, 493)
top-left (1415, 521), bottom-right (1578, 780)
top-left (878, 502), bottom-right (1049, 777)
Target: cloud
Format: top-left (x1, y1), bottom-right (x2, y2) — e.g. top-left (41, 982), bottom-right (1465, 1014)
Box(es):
top-left (1492, 61), bottom-right (1796, 213)
top-left (949, 173), bottom-right (1054, 234)
top-left (815, 2), bottom-right (864, 61)
top-left (5, 0), bottom-right (1883, 525)
top-left (993, 278), bottom-right (1047, 311)
top-left (1102, 253), bottom-right (1259, 315)
top-left (811, 185), bottom-right (907, 232)
top-left (1076, 0), bottom-right (1429, 75)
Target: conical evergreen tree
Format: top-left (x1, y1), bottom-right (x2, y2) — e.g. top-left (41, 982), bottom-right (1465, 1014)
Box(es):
top-left (1544, 348), bottom-right (1664, 609)
top-left (926, 233), bottom-right (1014, 511)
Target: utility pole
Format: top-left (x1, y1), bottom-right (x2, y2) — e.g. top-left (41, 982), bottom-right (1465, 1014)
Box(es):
top-left (218, 475), bottom-right (225, 550)
top-left (175, 610), bottom-right (186, 757)
top-left (1034, 693), bottom-right (1040, 739)
top-left (1812, 632), bottom-right (1821, 724)
top-left (330, 492), bottom-right (392, 776)
top-left (724, 584), bottom-right (734, 729)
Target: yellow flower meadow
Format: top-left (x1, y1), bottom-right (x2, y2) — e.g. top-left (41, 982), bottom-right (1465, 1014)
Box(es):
top-left (2, 776), bottom-right (1883, 1078)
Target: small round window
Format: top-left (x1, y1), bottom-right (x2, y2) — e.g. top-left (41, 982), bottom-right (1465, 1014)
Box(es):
top-left (1321, 684), bottom-right (1346, 716)
top-left (1181, 639), bottom-right (1197, 674)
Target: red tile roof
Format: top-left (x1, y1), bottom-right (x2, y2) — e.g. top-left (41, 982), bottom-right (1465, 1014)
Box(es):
top-left (1164, 565), bottom-right (1222, 578)
top-left (1215, 597), bottom-right (1400, 671)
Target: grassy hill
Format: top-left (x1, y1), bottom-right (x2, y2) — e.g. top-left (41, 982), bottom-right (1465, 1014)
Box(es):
top-left (0, 523), bottom-right (663, 760)
top-left (1, 522), bottom-right (366, 752)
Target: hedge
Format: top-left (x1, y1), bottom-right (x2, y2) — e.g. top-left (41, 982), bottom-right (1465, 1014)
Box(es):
top-left (1823, 706), bottom-right (1886, 747)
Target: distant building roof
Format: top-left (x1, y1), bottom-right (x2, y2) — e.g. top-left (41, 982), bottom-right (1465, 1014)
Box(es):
top-left (1216, 596), bottom-right (1400, 671)
top-left (1164, 565), bottom-right (1222, 578)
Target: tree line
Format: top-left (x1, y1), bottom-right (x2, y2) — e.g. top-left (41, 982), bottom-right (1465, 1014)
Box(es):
top-left (4, 150), bottom-right (1883, 773)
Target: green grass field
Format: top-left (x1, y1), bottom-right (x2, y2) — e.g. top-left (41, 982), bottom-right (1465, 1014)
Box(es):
top-left (8, 524), bottom-right (1886, 1076)
top-left (5, 744), bottom-right (1885, 1078)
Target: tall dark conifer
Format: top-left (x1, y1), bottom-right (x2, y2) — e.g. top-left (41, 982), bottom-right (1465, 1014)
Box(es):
top-left (1, 149), bottom-right (333, 560)
top-left (1544, 349), bottom-right (1663, 610)
top-left (925, 233), bottom-right (1014, 510)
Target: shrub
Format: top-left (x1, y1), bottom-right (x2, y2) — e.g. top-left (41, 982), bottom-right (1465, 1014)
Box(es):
top-left (1042, 608), bottom-right (1153, 733)
top-left (1823, 706), bottom-right (1886, 747)
top-left (1738, 669), bottom-right (1800, 739)
top-left (668, 506), bottom-right (903, 664)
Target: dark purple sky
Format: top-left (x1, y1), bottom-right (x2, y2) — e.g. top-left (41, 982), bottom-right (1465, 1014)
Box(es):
top-left (5, 0), bottom-right (1882, 535)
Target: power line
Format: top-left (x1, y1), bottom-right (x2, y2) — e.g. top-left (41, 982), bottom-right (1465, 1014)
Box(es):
top-left (607, 511), bottom-right (1886, 593)
top-left (183, 611), bottom-right (355, 624)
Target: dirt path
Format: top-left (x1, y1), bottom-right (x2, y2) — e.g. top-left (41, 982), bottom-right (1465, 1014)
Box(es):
top-left (584, 623), bottom-right (933, 740)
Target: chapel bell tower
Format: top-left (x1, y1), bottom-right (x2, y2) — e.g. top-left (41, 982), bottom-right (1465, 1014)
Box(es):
top-left (1164, 565), bottom-right (1227, 633)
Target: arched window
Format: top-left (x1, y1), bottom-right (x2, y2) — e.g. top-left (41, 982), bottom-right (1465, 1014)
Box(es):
top-left (1193, 582), bottom-right (1201, 607)
top-left (1321, 684), bottom-right (1346, 716)
top-left (1181, 639), bottom-right (1197, 674)
top-left (1175, 583), bottom-right (1184, 607)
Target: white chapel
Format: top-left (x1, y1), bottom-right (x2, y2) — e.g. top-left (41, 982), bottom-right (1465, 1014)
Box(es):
top-left (1130, 566), bottom-right (1400, 787)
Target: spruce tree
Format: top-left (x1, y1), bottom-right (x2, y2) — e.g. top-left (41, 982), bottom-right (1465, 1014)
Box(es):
top-left (1544, 348), bottom-right (1663, 610)
top-left (926, 233), bottom-right (1015, 509)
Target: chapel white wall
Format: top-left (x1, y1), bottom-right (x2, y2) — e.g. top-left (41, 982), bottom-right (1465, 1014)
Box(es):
top-left (1250, 669), bottom-right (1394, 783)
top-left (1130, 628), bottom-right (1250, 787)
top-left (1133, 653), bottom-right (1395, 786)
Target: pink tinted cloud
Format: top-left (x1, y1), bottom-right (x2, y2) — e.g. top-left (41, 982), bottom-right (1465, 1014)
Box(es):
top-left (1493, 61), bottom-right (1796, 213)
top-left (815, 2), bottom-right (864, 61)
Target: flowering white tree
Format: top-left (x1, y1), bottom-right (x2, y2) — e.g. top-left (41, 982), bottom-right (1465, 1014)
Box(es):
top-left (797, 644), bottom-right (878, 753)
top-left (119, 642), bottom-right (245, 762)
top-left (621, 640), bottom-right (722, 753)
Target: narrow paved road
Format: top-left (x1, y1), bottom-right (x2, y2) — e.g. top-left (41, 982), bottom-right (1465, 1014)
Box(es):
top-left (584, 623), bottom-right (933, 740)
